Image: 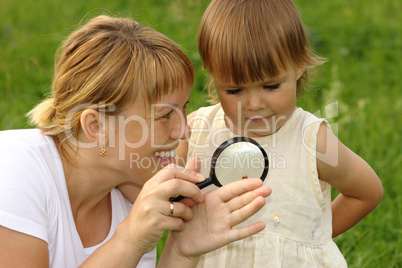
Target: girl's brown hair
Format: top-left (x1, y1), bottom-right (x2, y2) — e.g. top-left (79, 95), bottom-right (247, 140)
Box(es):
top-left (198, 0), bottom-right (325, 102)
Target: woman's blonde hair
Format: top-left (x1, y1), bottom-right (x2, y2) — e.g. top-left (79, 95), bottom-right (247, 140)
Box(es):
top-left (198, 0), bottom-right (325, 102)
top-left (28, 15), bottom-right (194, 155)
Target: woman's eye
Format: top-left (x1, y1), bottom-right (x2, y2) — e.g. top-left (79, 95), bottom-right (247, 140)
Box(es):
top-left (183, 102), bottom-right (188, 112)
top-left (226, 88), bottom-right (243, 95)
top-left (161, 110), bottom-right (173, 119)
top-left (264, 84), bottom-right (280, 90)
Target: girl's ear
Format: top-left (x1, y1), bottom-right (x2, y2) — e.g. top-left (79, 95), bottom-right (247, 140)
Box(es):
top-left (80, 109), bottom-right (108, 146)
top-left (296, 67), bottom-right (305, 80)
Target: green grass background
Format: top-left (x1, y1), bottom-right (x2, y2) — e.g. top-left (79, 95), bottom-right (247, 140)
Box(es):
top-left (1, 0), bottom-right (400, 267)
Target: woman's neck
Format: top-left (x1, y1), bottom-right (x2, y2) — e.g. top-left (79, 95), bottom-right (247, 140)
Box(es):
top-left (58, 143), bottom-right (115, 247)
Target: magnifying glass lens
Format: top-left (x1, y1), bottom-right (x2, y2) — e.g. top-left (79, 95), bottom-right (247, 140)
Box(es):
top-left (170, 137), bottom-right (268, 202)
top-left (214, 141), bottom-right (266, 186)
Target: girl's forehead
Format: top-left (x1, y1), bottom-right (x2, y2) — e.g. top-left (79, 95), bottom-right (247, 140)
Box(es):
top-left (215, 68), bottom-right (290, 87)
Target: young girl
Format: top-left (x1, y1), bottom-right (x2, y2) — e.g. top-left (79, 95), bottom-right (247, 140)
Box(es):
top-left (177, 0), bottom-right (383, 267)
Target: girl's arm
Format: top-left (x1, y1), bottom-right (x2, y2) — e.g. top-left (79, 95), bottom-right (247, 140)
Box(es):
top-left (316, 124), bottom-right (383, 237)
top-left (158, 178), bottom-right (271, 268)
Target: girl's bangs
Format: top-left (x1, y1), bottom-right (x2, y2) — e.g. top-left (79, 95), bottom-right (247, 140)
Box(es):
top-left (210, 39), bottom-right (289, 85)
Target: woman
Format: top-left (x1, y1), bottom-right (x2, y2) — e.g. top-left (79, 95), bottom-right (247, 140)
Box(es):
top-left (0, 15), bottom-right (270, 267)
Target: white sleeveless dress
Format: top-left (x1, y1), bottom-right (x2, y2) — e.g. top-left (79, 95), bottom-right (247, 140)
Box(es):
top-left (187, 104), bottom-right (347, 267)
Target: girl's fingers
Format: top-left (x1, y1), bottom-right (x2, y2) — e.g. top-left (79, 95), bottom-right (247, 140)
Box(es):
top-left (216, 178), bottom-right (265, 202)
top-left (228, 196), bottom-right (267, 227)
top-left (226, 185), bottom-right (271, 213)
top-left (227, 221), bottom-right (267, 243)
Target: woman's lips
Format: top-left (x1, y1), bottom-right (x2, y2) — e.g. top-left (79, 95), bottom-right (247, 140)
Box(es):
top-left (153, 149), bottom-right (176, 164)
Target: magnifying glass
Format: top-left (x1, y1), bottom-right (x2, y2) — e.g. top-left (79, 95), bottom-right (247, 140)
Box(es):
top-left (170, 137), bottom-right (269, 201)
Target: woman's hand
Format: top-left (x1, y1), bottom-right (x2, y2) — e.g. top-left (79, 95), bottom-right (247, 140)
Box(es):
top-left (159, 178), bottom-right (271, 266)
top-left (115, 162), bottom-right (205, 256)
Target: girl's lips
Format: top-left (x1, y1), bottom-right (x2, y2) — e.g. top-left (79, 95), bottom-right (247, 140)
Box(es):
top-left (249, 115), bottom-right (272, 124)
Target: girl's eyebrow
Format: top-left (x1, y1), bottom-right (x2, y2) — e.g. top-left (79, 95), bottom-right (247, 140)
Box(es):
top-left (218, 74), bottom-right (288, 88)
top-left (262, 73), bottom-right (288, 83)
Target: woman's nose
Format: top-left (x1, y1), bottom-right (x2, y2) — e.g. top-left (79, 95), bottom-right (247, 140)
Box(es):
top-left (178, 122), bottom-right (191, 140)
top-left (170, 114), bottom-right (191, 140)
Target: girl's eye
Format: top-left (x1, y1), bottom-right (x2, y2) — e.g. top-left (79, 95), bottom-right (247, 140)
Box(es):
top-left (226, 88), bottom-right (243, 95)
top-left (264, 84), bottom-right (281, 90)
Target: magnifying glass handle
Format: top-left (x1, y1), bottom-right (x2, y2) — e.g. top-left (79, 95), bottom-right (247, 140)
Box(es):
top-left (169, 177), bottom-right (213, 202)
top-left (195, 177), bottom-right (213, 189)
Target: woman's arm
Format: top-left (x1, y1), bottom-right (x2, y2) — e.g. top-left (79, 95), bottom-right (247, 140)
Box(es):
top-left (316, 124), bottom-right (383, 237)
top-left (0, 226), bottom-right (49, 267)
top-left (84, 164), bottom-right (206, 267)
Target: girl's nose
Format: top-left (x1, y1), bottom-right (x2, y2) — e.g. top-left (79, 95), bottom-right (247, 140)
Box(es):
top-left (245, 92), bottom-right (266, 111)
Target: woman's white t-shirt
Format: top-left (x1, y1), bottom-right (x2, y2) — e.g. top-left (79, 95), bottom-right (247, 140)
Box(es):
top-left (0, 129), bottom-right (156, 267)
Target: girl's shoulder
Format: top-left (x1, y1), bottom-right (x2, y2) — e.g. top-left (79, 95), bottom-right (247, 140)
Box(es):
top-left (188, 103), bottom-right (223, 128)
top-left (192, 103), bottom-right (222, 117)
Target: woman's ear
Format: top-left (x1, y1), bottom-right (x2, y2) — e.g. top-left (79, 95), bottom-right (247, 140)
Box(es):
top-left (80, 109), bottom-right (108, 146)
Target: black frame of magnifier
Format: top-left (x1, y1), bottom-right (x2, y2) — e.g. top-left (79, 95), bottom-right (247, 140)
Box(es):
top-left (170, 137), bottom-right (269, 201)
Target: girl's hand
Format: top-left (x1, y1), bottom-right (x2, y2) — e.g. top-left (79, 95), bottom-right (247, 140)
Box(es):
top-left (115, 162), bottom-right (205, 256)
top-left (161, 178), bottom-right (271, 264)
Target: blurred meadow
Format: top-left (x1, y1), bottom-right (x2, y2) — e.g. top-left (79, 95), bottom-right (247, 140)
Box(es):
top-left (0, 0), bottom-right (400, 267)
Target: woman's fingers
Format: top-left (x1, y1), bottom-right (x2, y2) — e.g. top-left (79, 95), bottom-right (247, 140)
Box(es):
top-left (144, 163), bottom-right (202, 186)
top-left (141, 163), bottom-right (205, 203)
top-left (166, 201), bottom-right (194, 222)
top-left (152, 201), bottom-right (194, 232)
top-left (159, 178), bottom-right (203, 203)
top-left (153, 214), bottom-right (186, 232)
top-left (185, 157), bottom-right (201, 173)
top-left (160, 163), bottom-right (206, 184)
